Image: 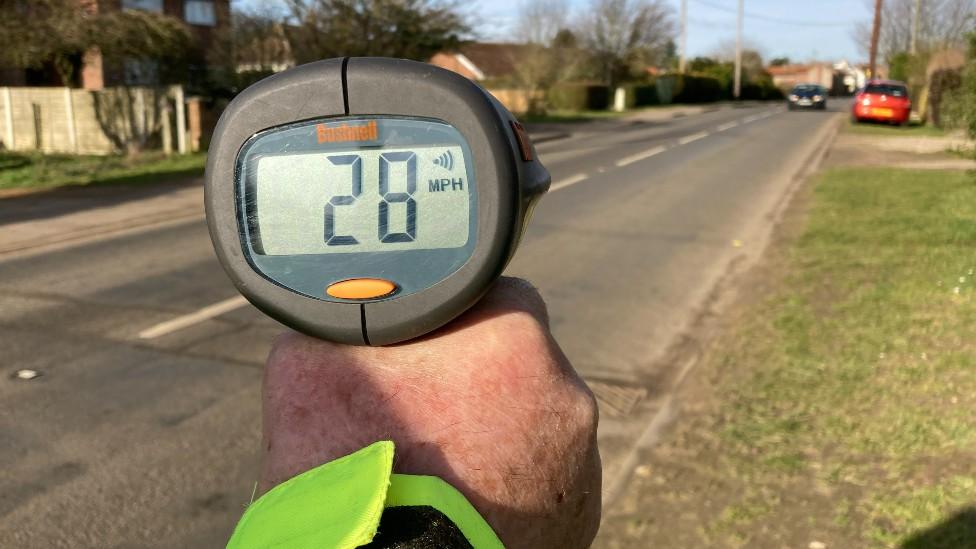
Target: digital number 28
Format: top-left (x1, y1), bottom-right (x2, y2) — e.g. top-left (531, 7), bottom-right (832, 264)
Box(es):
top-left (324, 152), bottom-right (417, 246)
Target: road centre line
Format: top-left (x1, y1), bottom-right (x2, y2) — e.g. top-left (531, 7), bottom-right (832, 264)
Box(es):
top-left (549, 173), bottom-right (588, 192)
top-left (741, 113), bottom-right (763, 123)
top-left (615, 145), bottom-right (668, 167)
top-left (677, 131), bottom-right (709, 145)
top-left (715, 120), bottom-right (739, 132)
top-left (138, 295), bottom-right (249, 339)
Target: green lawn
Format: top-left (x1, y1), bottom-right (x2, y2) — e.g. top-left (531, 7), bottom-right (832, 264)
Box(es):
top-left (846, 119), bottom-right (947, 137)
top-left (642, 167), bottom-right (976, 547)
top-left (0, 151), bottom-right (206, 191)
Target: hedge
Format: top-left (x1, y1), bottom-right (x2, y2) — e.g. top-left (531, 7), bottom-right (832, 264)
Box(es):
top-left (631, 84), bottom-right (659, 107)
top-left (547, 72), bottom-right (782, 111)
top-left (547, 84), bottom-right (611, 110)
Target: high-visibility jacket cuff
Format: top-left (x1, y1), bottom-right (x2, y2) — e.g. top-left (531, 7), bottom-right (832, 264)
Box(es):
top-left (226, 440), bottom-right (504, 549)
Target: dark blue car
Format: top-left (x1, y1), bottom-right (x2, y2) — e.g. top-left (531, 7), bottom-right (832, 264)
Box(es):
top-left (788, 84), bottom-right (828, 110)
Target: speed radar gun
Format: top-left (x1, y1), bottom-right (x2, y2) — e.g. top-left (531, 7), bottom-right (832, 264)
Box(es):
top-left (207, 58), bottom-right (550, 548)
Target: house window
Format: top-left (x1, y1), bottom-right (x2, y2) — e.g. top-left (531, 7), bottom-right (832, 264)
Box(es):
top-left (185, 0), bottom-right (216, 26)
top-left (121, 0), bottom-right (163, 12)
top-left (123, 58), bottom-right (159, 86)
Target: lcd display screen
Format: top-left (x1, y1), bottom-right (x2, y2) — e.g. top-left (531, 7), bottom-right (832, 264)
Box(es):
top-left (239, 117), bottom-right (476, 258)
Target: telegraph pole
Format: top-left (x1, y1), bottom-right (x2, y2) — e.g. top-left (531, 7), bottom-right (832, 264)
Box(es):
top-left (679, 0), bottom-right (688, 72)
top-left (910, 0), bottom-right (921, 55)
top-left (868, 0), bottom-right (883, 78)
top-left (733, 0), bottom-right (743, 98)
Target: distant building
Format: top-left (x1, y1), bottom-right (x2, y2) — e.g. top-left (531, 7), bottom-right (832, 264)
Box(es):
top-left (768, 63), bottom-right (835, 91)
top-left (429, 43), bottom-right (531, 83)
top-left (0, 0), bottom-right (230, 89)
top-left (832, 60), bottom-right (870, 93)
top-left (768, 61), bottom-right (877, 95)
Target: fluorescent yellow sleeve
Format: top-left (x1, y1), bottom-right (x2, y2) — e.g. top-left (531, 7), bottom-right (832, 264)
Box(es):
top-left (226, 440), bottom-right (504, 548)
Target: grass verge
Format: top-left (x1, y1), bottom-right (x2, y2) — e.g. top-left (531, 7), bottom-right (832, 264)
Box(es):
top-left (715, 167), bottom-right (976, 546)
top-left (0, 151), bottom-right (206, 191)
top-left (604, 166), bottom-right (976, 548)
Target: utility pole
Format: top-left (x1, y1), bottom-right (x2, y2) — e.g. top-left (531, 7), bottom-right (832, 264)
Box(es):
top-left (679, 0), bottom-right (687, 72)
top-left (733, 0), bottom-right (743, 99)
top-left (868, 0), bottom-right (883, 79)
top-left (910, 0), bottom-right (921, 55)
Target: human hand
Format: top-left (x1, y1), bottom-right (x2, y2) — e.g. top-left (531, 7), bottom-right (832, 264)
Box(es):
top-left (259, 277), bottom-right (602, 548)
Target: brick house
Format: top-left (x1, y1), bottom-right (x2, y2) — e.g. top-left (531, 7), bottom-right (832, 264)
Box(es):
top-left (0, 0), bottom-right (230, 89)
top-left (429, 43), bottom-right (531, 84)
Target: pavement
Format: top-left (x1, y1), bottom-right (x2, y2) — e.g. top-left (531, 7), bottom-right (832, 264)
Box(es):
top-left (0, 101), bottom-right (843, 548)
top-left (826, 131), bottom-right (976, 170)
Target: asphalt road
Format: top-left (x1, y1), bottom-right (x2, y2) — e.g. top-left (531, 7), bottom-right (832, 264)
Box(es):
top-left (0, 101), bottom-right (842, 548)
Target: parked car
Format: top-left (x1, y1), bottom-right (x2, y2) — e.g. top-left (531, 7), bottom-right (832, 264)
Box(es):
top-left (852, 80), bottom-right (911, 125)
top-left (787, 84), bottom-right (828, 110)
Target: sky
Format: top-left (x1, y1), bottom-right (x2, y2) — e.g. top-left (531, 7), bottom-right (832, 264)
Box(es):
top-left (476, 0), bottom-right (874, 63)
top-left (238, 0), bottom-right (875, 64)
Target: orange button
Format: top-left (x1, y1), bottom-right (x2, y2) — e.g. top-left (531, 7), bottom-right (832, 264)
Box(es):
top-left (326, 278), bottom-right (398, 300)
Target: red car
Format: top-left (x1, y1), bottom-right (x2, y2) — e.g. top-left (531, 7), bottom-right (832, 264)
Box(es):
top-left (852, 80), bottom-right (912, 125)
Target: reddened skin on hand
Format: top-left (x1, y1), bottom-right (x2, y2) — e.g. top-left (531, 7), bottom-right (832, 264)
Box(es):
top-left (259, 277), bottom-right (602, 549)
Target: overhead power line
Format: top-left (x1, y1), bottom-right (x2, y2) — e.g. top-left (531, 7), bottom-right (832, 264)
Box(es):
top-left (690, 0), bottom-right (849, 28)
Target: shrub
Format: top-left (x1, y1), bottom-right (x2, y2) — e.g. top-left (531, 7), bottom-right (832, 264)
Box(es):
top-left (633, 84), bottom-right (659, 107)
top-left (941, 33), bottom-right (976, 147)
top-left (673, 74), bottom-right (725, 103)
top-left (929, 68), bottom-right (963, 128)
top-left (547, 83), bottom-right (610, 110)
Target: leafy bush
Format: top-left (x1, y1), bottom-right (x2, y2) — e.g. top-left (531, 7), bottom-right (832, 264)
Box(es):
top-left (929, 68), bottom-right (963, 127)
top-left (942, 33), bottom-right (976, 149)
top-left (889, 52), bottom-right (913, 82)
top-left (740, 77), bottom-right (785, 101)
top-left (547, 83), bottom-right (610, 110)
top-left (632, 84), bottom-right (659, 107)
top-left (673, 74), bottom-right (726, 103)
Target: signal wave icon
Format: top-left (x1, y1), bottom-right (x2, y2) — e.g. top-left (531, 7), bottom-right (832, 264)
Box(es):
top-left (433, 150), bottom-right (455, 171)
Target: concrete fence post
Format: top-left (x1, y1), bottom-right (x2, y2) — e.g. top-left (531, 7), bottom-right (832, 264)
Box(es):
top-left (31, 103), bottom-right (41, 150)
top-left (613, 87), bottom-right (626, 112)
top-left (134, 87), bottom-right (146, 140)
top-left (186, 96), bottom-right (202, 153)
top-left (64, 87), bottom-right (78, 153)
top-left (174, 85), bottom-right (187, 154)
top-left (160, 96), bottom-right (173, 156)
top-left (3, 87), bottom-right (14, 150)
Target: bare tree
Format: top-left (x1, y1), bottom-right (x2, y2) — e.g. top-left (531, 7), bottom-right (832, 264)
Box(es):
top-left (709, 40), bottom-right (766, 81)
top-left (578, 0), bottom-right (674, 89)
top-left (512, 0), bottom-right (581, 114)
top-left (855, 0), bottom-right (976, 61)
top-left (208, 1), bottom-right (294, 94)
top-left (283, 0), bottom-right (470, 63)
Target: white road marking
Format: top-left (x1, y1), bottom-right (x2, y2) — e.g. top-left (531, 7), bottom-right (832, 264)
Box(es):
top-left (715, 120), bottom-right (739, 132)
top-left (742, 113), bottom-right (763, 123)
top-left (615, 145), bottom-right (668, 167)
top-left (138, 295), bottom-right (249, 339)
top-left (677, 131), bottom-right (709, 145)
top-left (549, 173), bottom-right (588, 192)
